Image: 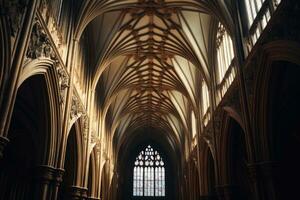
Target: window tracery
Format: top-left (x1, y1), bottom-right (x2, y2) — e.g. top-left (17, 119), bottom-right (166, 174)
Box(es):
top-left (133, 145), bottom-right (165, 197)
top-left (201, 80), bottom-right (210, 125)
top-left (216, 23), bottom-right (236, 104)
top-left (244, 0), bottom-right (281, 51)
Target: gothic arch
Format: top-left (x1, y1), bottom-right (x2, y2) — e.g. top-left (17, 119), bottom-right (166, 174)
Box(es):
top-left (0, 73), bottom-right (54, 199)
top-left (100, 161), bottom-right (110, 200)
top-left (253, 40), bottom-right (300, 160)
top-left (59, 119), bottom-right (86, 199)
top-left (217, 109), bottom-right (245, 184)
top-left (252, 40), bottom-right (300, 199)
top-left (199, 139), bottom-right (217, 199)
top-left (218, 113), bottom-right (252, 199)
top-left (87, 148), bottom-right (98, 199)
top-left (189, 158), bottom-right (200, 200)
top-left (18, 58), bottom-right (62, 166)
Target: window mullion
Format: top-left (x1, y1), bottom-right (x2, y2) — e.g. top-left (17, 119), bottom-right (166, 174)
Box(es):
top-left (133, 146), bottom-right (165, 197)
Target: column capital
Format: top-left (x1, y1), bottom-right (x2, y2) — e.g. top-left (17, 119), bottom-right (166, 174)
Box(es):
top-left (53, 168), bottom-right (65, 185)
top-left (0, 136), bottom-right (9, 159)
top-left (67, 186), bottom-right (88, 199)
top-left (34, 165), bottom-right (56, 183)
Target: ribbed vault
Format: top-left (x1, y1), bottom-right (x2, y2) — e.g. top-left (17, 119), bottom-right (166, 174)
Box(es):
top-left (78, 0), bottom-right (225, 157)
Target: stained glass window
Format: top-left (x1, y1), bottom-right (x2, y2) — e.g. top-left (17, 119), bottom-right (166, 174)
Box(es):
top-left (133, 145), bottom-right (165, 197)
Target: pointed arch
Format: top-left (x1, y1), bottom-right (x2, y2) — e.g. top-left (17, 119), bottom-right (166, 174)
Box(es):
top-left (18, 58), bottom-right (62, 166)
top-left (87, 147), bottom-right (98, 199)
top-left (59, 119), bottom-right (86, 199)
top-left (217, 110), bottom-right (252, 199)
top-left (199, 138), bottom-right (216, 198)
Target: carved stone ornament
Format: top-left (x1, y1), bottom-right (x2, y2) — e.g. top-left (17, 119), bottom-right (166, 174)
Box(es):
top-left (26, 20), bottom-right (56, 60)
top-left (53, 61), bottom-right (69, 104)
top-left (95, 139), bottom-right (101, 155)
top-left (81, 115), bottom-right (89, 141)
top-left (102, 151), bottom-right (108, 161)
top-left (70, 95), bottom-right (85, 120)
top-left (213, 112), bottom-right (222, 136)
top-left (90, 131), bottom-right (97, 144)
top-left (222, 85), bottom-right (242, 117)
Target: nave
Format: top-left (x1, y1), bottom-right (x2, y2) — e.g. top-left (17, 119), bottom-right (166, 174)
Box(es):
top-left (0, 0), bottom-right (300, 199)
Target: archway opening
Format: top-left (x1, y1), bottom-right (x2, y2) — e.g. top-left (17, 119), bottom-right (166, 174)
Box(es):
top-left (207, 147), bottom-right (217, 199)
top-left (100, 162), bottom-right (109, 200)
top-left (268, 61), bottom-right (300, 199)
top-left (59, 124), bottom-right (78, 199)
top-left (0, 75), bottom-right (49, 199)
top-left (228, 119), bottom-right (252, 199)
top-left (190, 160), bottom-right (200, 200)
top-left (87, 150), bottom-right (96, 199)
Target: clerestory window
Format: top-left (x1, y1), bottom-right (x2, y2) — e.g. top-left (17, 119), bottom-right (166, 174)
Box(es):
top-left (243, 0), bottom-right (281, 51)
top-left (216, 22), bottom-right (236, 103)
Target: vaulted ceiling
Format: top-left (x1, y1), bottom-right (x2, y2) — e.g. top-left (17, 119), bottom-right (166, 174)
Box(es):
top-left (75, 0), bottom-right (231, 155)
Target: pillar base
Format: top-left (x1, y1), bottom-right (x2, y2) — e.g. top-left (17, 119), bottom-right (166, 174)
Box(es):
top-left (33, 165), bottom-right (57, 200)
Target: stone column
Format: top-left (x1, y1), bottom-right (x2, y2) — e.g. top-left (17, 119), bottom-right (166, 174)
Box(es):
top-left (34, 165), bottom-right (56, 200)
top-left (0, 0), bottom-right (40, 140)
top-left (247, 163), bottom-right (261, 200)
top-left (50, 168), bottom-right (64, 200)
top-left (0, 136), bottom-right (9, 160)
top-left (66, 186), bottom-right (88, 200)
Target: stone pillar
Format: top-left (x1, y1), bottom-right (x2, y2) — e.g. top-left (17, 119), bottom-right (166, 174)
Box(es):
top-left (0, 136), bottom-right (9, 160)
top-left (34, 165), bottom-right (56, 200)
top-left (50, 168), bottom-right (64, 200)
top-left (247, 163), bottom-right (261, 200)
top-left (66, 186), bottom-right (88, 200)
top-left (0, 0), bottom-right (40, 140)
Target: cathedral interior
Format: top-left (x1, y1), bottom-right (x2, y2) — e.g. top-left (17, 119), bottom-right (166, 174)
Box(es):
top-left (0, 0), bottom-right (300, 199)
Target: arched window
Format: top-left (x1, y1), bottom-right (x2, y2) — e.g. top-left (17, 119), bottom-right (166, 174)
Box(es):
top-left (133, 145), bottom-right (165, 197)
top-left (201, 79), bottom-right (210, 126)
top-left (216, 23), bottom-right (236, 103)
top-left (191, 111), bottom-right (197, 138)
top-left (243, 0), bottom-right (281, 50)
top-left (216, 23), bottom-right (234, 83)
top-left (201, 80), bottom-right (209, 115)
